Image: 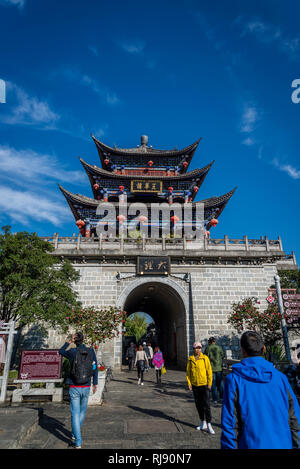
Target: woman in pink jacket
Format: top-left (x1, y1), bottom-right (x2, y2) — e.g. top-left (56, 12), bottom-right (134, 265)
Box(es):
top-left (152, 346), bottom-right (164, 386)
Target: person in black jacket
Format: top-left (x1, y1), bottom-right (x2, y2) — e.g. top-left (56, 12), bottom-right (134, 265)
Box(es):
top-left (126, 342), bottom-right (136, 371)
top-left (59, 332), bottom-right (98, 449)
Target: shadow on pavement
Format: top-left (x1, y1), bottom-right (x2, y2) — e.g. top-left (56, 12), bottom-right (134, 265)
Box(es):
top-left (39, 412), bottom-right (73, 445)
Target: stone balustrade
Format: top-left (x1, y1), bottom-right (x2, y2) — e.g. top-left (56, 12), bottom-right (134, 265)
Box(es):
top-left (39, 233), bottom-right (297, 267)
top-left (40, 233), bottom-right (285, 252)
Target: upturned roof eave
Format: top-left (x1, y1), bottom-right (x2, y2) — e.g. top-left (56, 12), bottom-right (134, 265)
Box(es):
top-left (79, 157), bottom-right (214, 181)
top-left (59, 183), bottom-right (235, 213)
top-left (91, 134), bottom-right (202, 158)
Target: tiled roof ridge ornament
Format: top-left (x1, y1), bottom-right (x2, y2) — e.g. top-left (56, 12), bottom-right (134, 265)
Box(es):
top-left (139, 134), bottom-right (151, 152)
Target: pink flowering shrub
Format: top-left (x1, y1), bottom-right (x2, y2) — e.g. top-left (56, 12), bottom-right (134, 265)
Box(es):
top-left (228, 296), bottom-right (284, 352)
top-left (65, 306), bottom-right (127, 346)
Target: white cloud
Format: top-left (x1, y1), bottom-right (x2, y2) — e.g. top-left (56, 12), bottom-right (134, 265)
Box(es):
top-left (272, 158), bottom-right (300, 180)
top-left (242, 137), bottom-right (255, 146)
top-left (240, 104), bottom-right (260, 134)
top-left (0, 145), bottom-right (85, 227)
top-left (0, 145), bottom-right (85, 187)
top-left (88, 45), bottom-right (99, 57)
top-left (0, 186), bottom-right (70, 226)
top-left (239, 17), bottom-right (300, 60)
top-left (119, 40), bottom-right (145, 55)
top-left (2, 82), bottom-right (60, 127)
top-left (0, 0), bottom-right (25, 8)
top-left (55, 68), bottom-right (119, 106)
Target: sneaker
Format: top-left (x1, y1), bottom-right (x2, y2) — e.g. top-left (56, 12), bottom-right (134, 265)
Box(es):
top-left (207, 423), bottom-right (215, 435)
top-left (141, 382), bottom-right (144, 386)
top-left (75, 446), bottom-right (82, 449)
top-left (197, 420), bottom-right (207, 431)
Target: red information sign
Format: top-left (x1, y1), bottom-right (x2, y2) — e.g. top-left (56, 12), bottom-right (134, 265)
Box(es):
top-left (268, 288), bottom-right (300, 327)
top-left (18, 350), bottom-right (62, 380)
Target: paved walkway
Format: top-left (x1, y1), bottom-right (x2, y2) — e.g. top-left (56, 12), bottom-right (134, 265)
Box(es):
top-left (16, 367), bottom-right (222, 449)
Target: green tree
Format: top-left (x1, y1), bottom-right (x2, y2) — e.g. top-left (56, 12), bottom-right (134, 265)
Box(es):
top-left (0, 226), bottom-right (80, 332)
top-left (124, 313), bottom-right (148, 342)
top-left (278, 269), bottom-right (300, 293)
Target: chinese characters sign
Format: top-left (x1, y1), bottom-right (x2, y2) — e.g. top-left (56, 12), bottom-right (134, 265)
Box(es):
top-left (137, 256), bottom-right (170, 275)
top-left (18, 350), bottom-right (62, 380)
top-left (131, 180), bottom-right (162, 193)
top-left (282, 293), bottom-right (300, 327)
top-left (268, 289), bottom-right (300, 328)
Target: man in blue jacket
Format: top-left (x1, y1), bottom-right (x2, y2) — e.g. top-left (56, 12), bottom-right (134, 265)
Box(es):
top-left (59, 332), bottom-right (98, 449)
top-left (221, 330), bottom-right (300, 449)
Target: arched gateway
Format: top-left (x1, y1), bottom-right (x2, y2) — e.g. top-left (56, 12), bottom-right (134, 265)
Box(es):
top-left (117, 277), bottom-right (189, 369)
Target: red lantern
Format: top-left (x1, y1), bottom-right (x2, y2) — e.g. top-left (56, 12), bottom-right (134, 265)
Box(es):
top-left (210, 218), bottom-right (218, 227)
top-left (138, 215), bottom-right (148, 224)
top-left (117, 214), bottom-right (126, 224)
top-left (193, 186), bottom-right (199, 192)
top-left (76, 219), bottom-right (85, 227)
top-left (104, 158), bottom-right (110, 165)
top-left (183, 161), bottom-right (188, 168)
top-left (119, 185), bottom-right (124, 192)
top-left (93, 183), bottom-right (99, 190)
top-left (171, 215), bottom-right (179, 224)
top-left (168, 187), bottom-right (173, 192)
top-left (148, 160), bottom-right (153, 167)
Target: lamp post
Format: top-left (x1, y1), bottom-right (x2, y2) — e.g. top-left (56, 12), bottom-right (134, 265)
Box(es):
top-left (274, 275), bottom-right (292, 364)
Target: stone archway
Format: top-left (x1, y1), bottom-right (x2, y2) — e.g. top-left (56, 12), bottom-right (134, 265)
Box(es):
top-left (117, 277), bottom-right (189, 370)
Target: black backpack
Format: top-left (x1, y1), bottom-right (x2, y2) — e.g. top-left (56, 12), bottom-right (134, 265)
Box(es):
top-left (71, 347), bottom-right (94, 385)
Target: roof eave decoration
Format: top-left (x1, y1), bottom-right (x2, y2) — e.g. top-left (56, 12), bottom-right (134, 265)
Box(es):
top-left (80, 157), bottom-right (214, 182)
top-left (59, 184), bottom-right (235, 219)
top-left (196, 187), bottom-right (237, 228)
top-left (91, 134), bottom-right (202, 161)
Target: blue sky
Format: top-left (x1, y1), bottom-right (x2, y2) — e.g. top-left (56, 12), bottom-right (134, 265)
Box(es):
top-left (0, 0), bottom-right (299, 263)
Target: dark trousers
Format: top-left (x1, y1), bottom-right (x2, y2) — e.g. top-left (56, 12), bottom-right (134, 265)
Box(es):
top-left (128, 357), bottom-right (135, 371)
top-left (212, 371), bottom-right (224, 401)
top-left (137, 368), bottom-right (144, 382)
top-left (156, 369), bottom-right (161, 384)
top-left (137, 361), bottom-right (145, 382)
top-left (192, 385), bottom-right (212, 423)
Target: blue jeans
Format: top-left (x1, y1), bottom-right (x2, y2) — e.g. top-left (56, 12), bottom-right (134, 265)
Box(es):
top-left (211, 371), bottom-right (224, 402)
top-left (69, 386), bottom-right (90, 447)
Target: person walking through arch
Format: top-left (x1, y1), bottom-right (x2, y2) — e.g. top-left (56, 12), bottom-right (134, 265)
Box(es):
top-left (135, 344), bottom-right (149, 385)
top-left (147, 342), bottom-right (153, 369)
top-left (152, 346), bottom-right (164, 386)
top-left (186, 341), bottom-right (214, 434)
top-left (126, 342), bottom-right (136, 372)
top-left (142, 341), bottom-right (151, 371)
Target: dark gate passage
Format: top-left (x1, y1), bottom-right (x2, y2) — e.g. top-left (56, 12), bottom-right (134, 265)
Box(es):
top-left (123, 281), bottom-right (187, 369)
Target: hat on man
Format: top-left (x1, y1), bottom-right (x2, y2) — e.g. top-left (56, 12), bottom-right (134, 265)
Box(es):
top-left (193, 342), bottom-right (202, 348)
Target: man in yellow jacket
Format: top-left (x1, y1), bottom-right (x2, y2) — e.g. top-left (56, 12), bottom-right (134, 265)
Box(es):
top-left (186, 341), bottom-right (215, 434)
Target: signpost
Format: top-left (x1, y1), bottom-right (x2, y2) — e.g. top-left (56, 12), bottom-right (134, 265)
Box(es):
top-left (0, 321), bottom-right (17, 404)
top-left (274, 275), bottom-right (292, 364)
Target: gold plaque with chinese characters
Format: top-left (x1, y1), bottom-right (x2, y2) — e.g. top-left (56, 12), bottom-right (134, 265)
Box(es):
top-left (131, 180), bottom-right (162, 193)
top-left (137, 256), bottom-right (170, 275)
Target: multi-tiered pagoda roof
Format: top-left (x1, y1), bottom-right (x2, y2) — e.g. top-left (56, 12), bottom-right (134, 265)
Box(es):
top-left (59, 135), bottom-right (236, 237)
